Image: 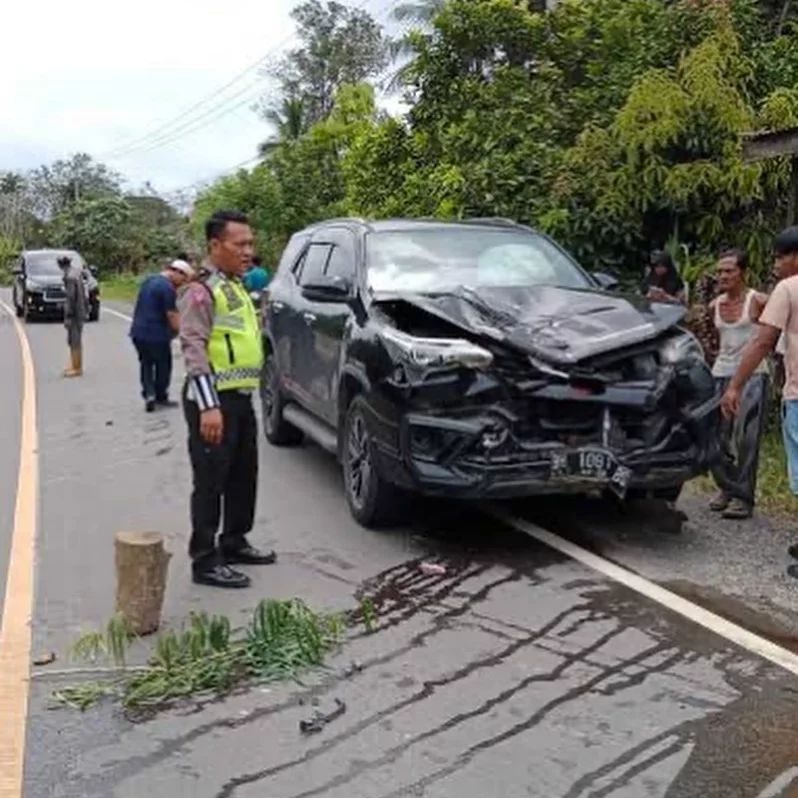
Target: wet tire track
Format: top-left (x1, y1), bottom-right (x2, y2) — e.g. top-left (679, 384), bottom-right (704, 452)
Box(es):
top-left (373, 642), bottom-right (678, 798)
top-left (215, 602), bottom-right (595, 797)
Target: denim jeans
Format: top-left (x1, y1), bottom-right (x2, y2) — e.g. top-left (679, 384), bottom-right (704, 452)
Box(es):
top-left (133, 339), bottom-right (173, 401)
top-left (782, 400), bottom-right (798, 496)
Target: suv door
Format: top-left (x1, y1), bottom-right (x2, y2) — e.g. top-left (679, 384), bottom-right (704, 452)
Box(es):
top-left (266, 234), bottom-right (309, 399)
top-left (303, 228), bottom-right (358, 425)
top-left (287, 240), bottom-right (333, 414)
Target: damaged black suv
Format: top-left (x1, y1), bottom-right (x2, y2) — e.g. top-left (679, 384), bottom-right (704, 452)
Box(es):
top-left (261, 218), bottom-right (717, 526)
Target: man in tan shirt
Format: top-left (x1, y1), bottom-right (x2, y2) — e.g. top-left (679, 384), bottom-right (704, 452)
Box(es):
top-left (721, 226), bottom-right (798, 573)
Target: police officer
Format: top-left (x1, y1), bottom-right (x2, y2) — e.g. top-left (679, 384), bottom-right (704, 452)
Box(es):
top-left (178, 210), bottom-right (275, 588)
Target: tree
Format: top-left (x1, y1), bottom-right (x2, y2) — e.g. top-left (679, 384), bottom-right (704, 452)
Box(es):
top-left (28, 153), bottom-right (121, 219)
top-left (267, 0), bottom-right (388, 126)
top-left (258, 97), bottom-right (308, 156)
top-left (392, 0), bottom-right (444, 24)
top-left (52, 196), bottom-right (133, 272)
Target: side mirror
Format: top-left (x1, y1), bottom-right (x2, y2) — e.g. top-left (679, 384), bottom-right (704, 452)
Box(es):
top-left (593, 271), bottom-right (619, 291)
top-left (11, 264), bottom-right (23, 275)
top-left (301, 275), bottom-right (352, 303)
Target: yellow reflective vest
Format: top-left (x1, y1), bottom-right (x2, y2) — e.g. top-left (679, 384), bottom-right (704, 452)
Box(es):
top-left (207, 273), bottom-right (263, 392)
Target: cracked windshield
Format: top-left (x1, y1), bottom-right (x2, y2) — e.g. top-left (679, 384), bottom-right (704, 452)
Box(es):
top-left (3, 1), bottom-right (798, 797)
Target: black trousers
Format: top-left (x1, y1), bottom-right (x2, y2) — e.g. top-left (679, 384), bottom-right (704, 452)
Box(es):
top-left (183, 385), bottom-right (258, 569)
top-left (711, 374), bottom-right (769, 506)
top-left (133, 339), bottom-right (172, 401)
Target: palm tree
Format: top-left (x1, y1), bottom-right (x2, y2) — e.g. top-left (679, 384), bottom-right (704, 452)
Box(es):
top-left (384, 1), bottom-right (446, 92)
top-left (392, 0), bottom-right (444, 24)
top-left (258, 98), bottom-right (307, 156)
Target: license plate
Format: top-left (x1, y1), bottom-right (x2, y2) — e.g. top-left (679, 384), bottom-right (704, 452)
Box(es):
top-left (551, 448), bottom-right (632, 497)
top-left (570, 448), bottom-right (615, 477)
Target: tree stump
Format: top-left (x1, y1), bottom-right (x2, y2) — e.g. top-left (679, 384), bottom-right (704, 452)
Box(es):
top-left (114, 532), bottom-right (171, 636)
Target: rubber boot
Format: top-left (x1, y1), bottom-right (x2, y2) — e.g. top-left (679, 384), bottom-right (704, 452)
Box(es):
top-left (63, 348), bottom-right (82, 378)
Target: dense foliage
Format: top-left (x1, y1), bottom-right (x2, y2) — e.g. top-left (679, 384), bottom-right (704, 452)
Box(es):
top-left (195, 0), bottom-right (798, 286)
top-left (0, 154), bottom-right (189, 280)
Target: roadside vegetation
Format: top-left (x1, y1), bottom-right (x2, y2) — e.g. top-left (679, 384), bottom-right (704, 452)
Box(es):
top-left (100, 273), bottom-right (148, 303)
top-left (54, 598), bottom-right (361, 713)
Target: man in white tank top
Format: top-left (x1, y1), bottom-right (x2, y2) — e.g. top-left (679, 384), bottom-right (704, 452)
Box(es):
top-left (710, 249), bottom-right (768, 519)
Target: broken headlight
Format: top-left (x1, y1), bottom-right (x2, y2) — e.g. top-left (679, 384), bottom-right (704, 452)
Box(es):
top-left (380, 327), bottom-right (494, 370)
top-left (658, 332), bottom-right (704, 366)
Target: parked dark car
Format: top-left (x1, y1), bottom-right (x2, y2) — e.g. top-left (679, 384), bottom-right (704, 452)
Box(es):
top-left (261, 218), bottom-right (718, 527)
top-left (12, 249), bottom-right (100, 321)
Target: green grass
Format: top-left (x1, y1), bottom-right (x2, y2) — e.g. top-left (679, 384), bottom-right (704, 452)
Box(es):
top-left (100, 273), bottom-right (151, 303)
top-left (694, 423), bottom-right (796, 517)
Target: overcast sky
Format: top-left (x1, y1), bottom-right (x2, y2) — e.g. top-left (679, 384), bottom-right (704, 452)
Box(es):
top-left (0, 0), bottom-right (363, 195)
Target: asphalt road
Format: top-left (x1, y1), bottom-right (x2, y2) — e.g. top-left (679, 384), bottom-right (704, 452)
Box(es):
top-left (3, 295), bottom-right (798, 797)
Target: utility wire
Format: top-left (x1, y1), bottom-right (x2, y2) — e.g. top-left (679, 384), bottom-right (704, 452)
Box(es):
top-left (105, 0), bottom-right (403, 161)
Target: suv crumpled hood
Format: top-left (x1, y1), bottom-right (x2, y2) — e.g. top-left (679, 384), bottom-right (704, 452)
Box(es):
top-left (374, 285), bottom-right (686, 365)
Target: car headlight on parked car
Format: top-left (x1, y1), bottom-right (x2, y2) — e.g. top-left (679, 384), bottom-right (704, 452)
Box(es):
top-left (658, 332), bottom-right (705, 366)
top-left (380, 327), bottom-right (494, 370)
top-left (25, 280), bottom-right (43, 292)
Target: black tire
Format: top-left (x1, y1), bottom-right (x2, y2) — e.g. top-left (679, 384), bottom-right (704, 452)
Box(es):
top-left (261, 354), bottom-right (303, 446)
top-left (342, 396), bottom-right (399, 527)
top-left (15, 302), bottom-right (23, 318)
top-left (89, 302), bottom-right (100, 322)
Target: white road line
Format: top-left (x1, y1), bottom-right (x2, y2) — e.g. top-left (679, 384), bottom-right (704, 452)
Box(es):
top-left (104, 307), bottom-right (132, 322)
top-left (495, 508), bottom-right (798, 677)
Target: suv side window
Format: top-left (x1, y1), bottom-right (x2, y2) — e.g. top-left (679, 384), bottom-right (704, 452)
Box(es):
top-left (297, 244), bottom-right (332, 286)
top-left (324, 229), bottom-right (357, 281)
top-left (270, 235), bottom-right (306, 278)
top-left (272, 235), bottom-right (308, 278)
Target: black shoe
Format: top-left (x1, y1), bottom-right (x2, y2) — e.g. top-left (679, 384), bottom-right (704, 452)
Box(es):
top-left (145, 399), bottom-right (156, 413)
top-left (788, 543), bottom-right (798, 561)
top-left (192, 563), bottom-right (251, 588)
top-left (222, 544), bottom-right (277, 566)
top-left (156, 398), bottom-right (179, 408)
top-left (788, 564), bottom-right (798, 580)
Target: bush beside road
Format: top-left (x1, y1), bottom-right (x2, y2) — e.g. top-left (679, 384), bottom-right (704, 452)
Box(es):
top-left (100, 273), bottom-right (150, 303)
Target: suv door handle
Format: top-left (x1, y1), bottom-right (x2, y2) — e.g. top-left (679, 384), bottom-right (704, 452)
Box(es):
top-left (303, 311), bottom-right (317, 323)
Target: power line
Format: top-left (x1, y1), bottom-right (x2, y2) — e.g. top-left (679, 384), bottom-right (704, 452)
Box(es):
top-left (109, 79), bottom-right (269, 161)
top-left (104, 0), bottom-right (403, 162)
top-left (100, 34), bottom-right (295, 159)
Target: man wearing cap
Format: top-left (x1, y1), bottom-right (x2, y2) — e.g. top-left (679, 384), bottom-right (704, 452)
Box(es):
top-left (178, 210), bottom-right (275, 589)
top-left (130, 258), bottom-right (194, 412)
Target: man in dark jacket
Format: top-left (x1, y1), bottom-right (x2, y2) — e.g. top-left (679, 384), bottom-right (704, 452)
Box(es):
top-left (59, 256), bottom-right (87, 377)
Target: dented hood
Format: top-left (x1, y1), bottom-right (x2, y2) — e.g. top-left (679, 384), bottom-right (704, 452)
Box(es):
top-left (373, 285), bottom-right (686, 365)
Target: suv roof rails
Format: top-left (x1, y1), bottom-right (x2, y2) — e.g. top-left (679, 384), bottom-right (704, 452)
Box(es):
top-left (458, 217), bottom-right (523, 228)
top-left (305, 217), bottom-right (368, 229)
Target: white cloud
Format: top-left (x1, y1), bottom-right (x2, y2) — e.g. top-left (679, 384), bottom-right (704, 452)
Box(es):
top-left (0, 0), bottom-right (301, 191)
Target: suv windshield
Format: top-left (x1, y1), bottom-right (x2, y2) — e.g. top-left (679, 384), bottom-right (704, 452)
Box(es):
top-left (366, 228), bottom-right (592, 293)
top-left (26, 252), bottom-right (84, 276)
